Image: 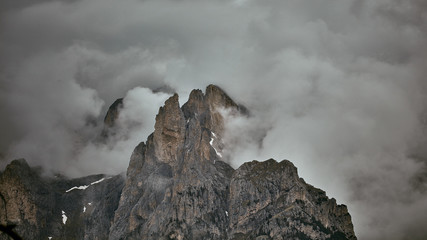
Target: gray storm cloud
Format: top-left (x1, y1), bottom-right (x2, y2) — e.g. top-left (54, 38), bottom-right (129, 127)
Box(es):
top-left (1, 0), bottom-right (427, 239)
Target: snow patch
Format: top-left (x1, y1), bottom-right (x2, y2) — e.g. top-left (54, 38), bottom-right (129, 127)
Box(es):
top-left (83, 206), bottom-right (86, 213)
top-left (65, 185), bottom-right (89, 192)
top-left (88, 202), bottom-right (92, 206)
top-left (210, 132), bottom-right (222, 158)
top-left (61, 210), bottom-right (67, 224)
top-left (90, 178), bottom-right (105, 185)
top-left (48, 237), bottom-right (52, 240)
top-left (65, 177), bottom-right (105, 193)
top-left (225, 210), bottom-right (228, 217)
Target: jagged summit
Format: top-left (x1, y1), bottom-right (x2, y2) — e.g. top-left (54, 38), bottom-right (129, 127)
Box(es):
top-left (110, 85), bottom-right (356, 239)
top-left (0, 85), bottom-right (356, 240)
top-left (101, 97), bottom-right (123, 139)
top-left (149, 84), bottom-right (244, 167)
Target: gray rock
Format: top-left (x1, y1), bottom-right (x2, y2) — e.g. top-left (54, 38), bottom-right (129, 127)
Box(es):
top-left (0, 85), bottom-right (357, 240)
top-left (228, 159), bottom-right (356, 240)
top-left (0, 159), bottom-right (124, 240)
top-left (101, 98), bottom-right (124, 139)
top-left (109, 85), bottom-right (356, 240)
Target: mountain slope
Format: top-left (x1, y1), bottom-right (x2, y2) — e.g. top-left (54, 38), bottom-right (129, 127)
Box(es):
top-left (0, 85), bottom-right (356, 240)
top-left (0, 159), bottom-right (124, 240)
top-left (109, 85), bottom-right (356, 240)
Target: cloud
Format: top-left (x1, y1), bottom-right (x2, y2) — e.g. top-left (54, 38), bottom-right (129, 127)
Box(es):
top-left (67, 87), bottom-right (170, 177)
top-left (1, 0), bottom-right (427, 239)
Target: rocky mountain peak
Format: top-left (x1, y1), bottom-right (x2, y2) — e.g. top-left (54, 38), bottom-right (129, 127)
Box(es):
top-left (104, 98), bottom-right (124, 128)
top-left (205, 84), bottom-right (239, 109)
top-left (149, 85), bottom-right (244, 168)
top-left (2, 158), bottom-right (32, 177)
top-left (0, 85), bottom-right (357, 240)
top-left (182, 85), bottom-right (244, 143)
top-left (0, 159), bottom-right (39, 231)
top-left (101, 98), bottom-right (124, 139)
top-left (109, 85), bottom-right (356, 239)
top-left (153, 93), bottom-right (186, 165)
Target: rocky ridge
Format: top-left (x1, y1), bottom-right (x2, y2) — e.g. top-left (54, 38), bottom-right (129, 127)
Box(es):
top-left (0, 159), bottom-right (124, 240)
top-left (0, 85), bottom-right (356, 239)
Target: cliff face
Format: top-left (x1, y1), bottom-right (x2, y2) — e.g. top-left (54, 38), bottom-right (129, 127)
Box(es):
top-left (228, 160), bottom-right (354, 239)
top-left (109, 85), bottom-right (238, 239)
top-left (108, 85), bottom-right (356, 240)
top-left (0, 159), bottom-right (124, 240)
top-left (0, 85), bottom-right (356, 240)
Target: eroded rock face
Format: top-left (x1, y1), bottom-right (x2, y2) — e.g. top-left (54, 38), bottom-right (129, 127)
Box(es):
top-left (0, 85), bottom-right (357, 240)
top-left (0, 159), bottom-right (42, 239)
top-left (153, 93), bottom-right (186, 165)
top-left (109, 85), bottom-right (238, 239)
top-left (109, 85), bottom-right (356, 240)
top-left (0, 159), bottom-right (124, 240)
top-left (228, 160), bottom-right (355, 240)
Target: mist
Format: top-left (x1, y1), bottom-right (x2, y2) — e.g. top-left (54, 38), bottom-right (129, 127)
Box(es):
top-left (1, 0), bottom-right (427, 239)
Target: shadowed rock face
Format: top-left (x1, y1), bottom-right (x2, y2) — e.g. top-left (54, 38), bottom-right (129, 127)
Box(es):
top-left (104, 98), bottom-right (124, 128)
top-left (0, 85), bottom-right (356, 240)
top-left (101, 98), bottom-right (124, 139)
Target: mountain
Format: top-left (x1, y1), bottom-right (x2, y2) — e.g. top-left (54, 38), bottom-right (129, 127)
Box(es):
top-left (101, 97), bottom-right (123, 139)
top-left (0, 159), bottom-right (124, 240)
top-left (0, 85), bottom-right (356, 239)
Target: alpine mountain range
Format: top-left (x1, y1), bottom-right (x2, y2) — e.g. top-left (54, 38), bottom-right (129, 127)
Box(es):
top-left (0, 85), bottom-right (356, 240)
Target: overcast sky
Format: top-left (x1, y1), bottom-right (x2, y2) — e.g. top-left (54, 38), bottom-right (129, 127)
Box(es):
top-left (1, 0), bottom-right (427, 239)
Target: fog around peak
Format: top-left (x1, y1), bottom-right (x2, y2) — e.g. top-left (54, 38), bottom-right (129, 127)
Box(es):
top-left (2, 0), bottom-right (427, 239)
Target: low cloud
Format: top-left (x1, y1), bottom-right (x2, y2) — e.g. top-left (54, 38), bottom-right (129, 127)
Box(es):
top-left (67, 87), bottom-right (170, 177)
top-left (1, 0), bottom-right (427, 239)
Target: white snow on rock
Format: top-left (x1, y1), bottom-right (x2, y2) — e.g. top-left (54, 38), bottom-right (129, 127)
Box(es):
top-left (65, 177), bottom-right (105, 193)
top-left (90, 178), bottom-right (105, 185)
top-left (209, 132), bottom-right (222, 158)
top-left (65, 185), bottom-right (89, 192)
top-left (61, 210), bottom-right (67, 224)
top-left (48, 237), bottom-right (52, 240)
top-left (83, 206), bottom-right (86, 213)
top-left (88, 202), bottom-right (92, 206)
top-left (225, 211), bottom-right (228, 216)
